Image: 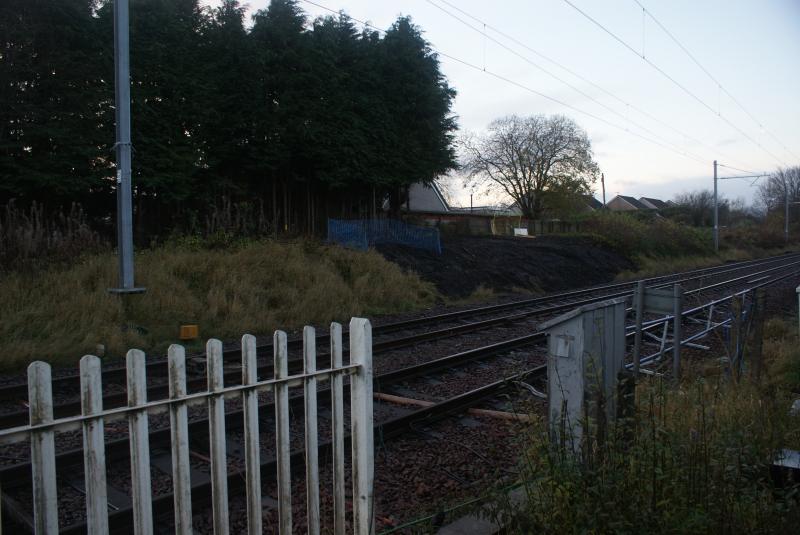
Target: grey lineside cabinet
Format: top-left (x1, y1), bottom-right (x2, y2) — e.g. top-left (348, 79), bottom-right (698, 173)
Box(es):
top-left (539, 298), bottom-right (627, 454)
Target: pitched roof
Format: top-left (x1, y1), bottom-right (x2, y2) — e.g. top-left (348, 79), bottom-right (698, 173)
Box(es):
top-left (639, 197), bottom-right (668, 210)
top-left (585, 196), bottom-right (604, 210)
top-left (617, 195), bottom-right (649, 210)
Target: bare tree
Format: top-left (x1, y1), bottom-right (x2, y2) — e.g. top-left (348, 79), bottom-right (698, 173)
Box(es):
top-left (672, 190), bottom-right (718, 226)
top-left (756, 166), bottom-right (800, 213)
top-left (461, 114), bottom-right (599, 219)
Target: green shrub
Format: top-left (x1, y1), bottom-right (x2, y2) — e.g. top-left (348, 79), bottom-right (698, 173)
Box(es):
top-left (576, 211), bottom-right (711, 258)
top-left (492, 376), bottom-right (800, 534)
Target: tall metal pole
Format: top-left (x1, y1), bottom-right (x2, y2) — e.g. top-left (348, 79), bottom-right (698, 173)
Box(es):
top-left (713, 160), bottom-right (718, 252)
top-left (785, 180), bottom-right (789, 244)
top-left (112, 0), bottom-right (142, 293)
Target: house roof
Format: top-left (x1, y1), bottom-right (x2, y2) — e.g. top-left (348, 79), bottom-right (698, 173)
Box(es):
top-left (615, 195), bottom-right (650, 210)
top-left (585, 196), bottom-right (604, 210)
top-left (405, 181), bottom-right (450, 214)
top-left (639, 197), bottom-right (669, 210)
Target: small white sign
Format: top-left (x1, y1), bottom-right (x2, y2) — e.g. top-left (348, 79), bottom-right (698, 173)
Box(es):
top-left (513, 227), bottom-right (528, 236)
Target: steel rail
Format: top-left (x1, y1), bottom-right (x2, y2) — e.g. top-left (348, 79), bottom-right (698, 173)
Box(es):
top-left (0, 254), bottom-right (796, 430)
top-left (2, 260), bottom-right (799, 533)
top-left (0, 252), bottom-right (794, 405)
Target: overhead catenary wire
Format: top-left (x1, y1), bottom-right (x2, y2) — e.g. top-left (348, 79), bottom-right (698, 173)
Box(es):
top-left (424, 0), bottom-right (708, 164)
top-left (632, 0), bottom-right (800, 163)
top-left (299, 0), bottom-right (707, 165)
top-left (561, 0), bottom-right (789, 168)
top-left (430, 0), bottom-right (760, 172)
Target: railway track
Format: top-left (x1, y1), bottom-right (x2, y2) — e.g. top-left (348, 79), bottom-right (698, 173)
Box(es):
top-left (1, 253), bottom-right (799, 532)
top-left (0, 252), bottom-right (796, 427)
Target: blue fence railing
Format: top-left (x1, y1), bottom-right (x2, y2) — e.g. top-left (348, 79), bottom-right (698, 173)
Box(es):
top-left (327, 219), bottom-right (442, 254)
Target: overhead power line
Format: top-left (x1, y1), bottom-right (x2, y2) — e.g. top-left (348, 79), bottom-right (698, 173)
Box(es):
top-left (632, 0), bottom-right (800, 163)
top-left (299, 0), bottom-right (707, 165)
top-left (428, 0), bottom-right (760, 172)
top-left (561, 0), bottom-right (789, 168)
top-left (424, 0), bottom-right (707, 164)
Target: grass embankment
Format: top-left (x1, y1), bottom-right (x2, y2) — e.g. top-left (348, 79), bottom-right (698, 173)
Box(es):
top-left (0, 239), bottom-right (437, 371)
top-left (574, 211), bottom-right (797, 279)
top-left (493, 318), bottom-right (800, 534)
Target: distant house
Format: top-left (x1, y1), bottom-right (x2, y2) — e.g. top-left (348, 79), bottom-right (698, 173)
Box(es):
top-left (638, 197), bottom-right (669, 210)
top-left (585, 196), bottom-right (604, 211)
top-left (607, 195), bottom-right (650, 211)
top-left (404, 182), bottom-right (450, 214)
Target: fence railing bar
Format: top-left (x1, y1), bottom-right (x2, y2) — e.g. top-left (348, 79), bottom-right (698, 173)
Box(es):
top-left (350, 318), bottom-right (375, 535)
top-left (167, 344), bottom-right (193, 535)
top-left (127, 349), bottom-right (153, 535)
top-left (80, 355), bottom-right (109, 535)
top-left (207, 339), bottom-right (230, 535)
top-left (0, 366), bottom-right (360, 444)
top-left (28, 361), bottom-right (58, 534)
top-left (330, 322), bottom-right (346, 535)
top-left (241, 334), bottom-right (262, 535)
top-left (17, 318), bottom-right (376, 535)
top-left (304, 326), bottom-right (321, 535)
top-left (274, 330), bottom-right (292, 534)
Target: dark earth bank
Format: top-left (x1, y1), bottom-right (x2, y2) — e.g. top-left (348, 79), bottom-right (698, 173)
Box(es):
top-left (377, 235), bottom-right (635, 298)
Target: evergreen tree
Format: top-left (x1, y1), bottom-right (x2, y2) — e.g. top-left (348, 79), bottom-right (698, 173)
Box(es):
top-left (0, 0), bottom-right (105, 205)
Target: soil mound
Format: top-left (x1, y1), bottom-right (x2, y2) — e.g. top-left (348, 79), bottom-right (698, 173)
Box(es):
top-left (377, 235), bottom-right (634, 298)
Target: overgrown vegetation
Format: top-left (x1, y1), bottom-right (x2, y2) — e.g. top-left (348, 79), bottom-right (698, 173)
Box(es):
top-left (0, 239), bottom-right (436, 371)
top-left (491, 319), bottom-right (800, 534)
top-left (0, 200), bottom-right (106, 269)
top-left (577, 211), bottom-right (711, 258)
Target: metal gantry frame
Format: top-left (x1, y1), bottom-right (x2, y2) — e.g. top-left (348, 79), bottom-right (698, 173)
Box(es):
top-left (713, 160), bottom-right (768, 252)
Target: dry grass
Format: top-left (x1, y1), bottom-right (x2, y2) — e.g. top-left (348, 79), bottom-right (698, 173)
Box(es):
top-left (615, 247), bottom-right (797, 281)
top-left (494, 319), bottom-right (800, 534)
top-left (0, 239), bottom-right (437, 371)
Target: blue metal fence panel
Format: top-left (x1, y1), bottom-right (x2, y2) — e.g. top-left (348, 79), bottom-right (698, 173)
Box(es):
top-left (327, 219), bottom-right (441, 254)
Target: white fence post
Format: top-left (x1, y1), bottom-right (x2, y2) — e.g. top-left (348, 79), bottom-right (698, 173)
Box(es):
top-left (15, 318), bottom-right (377, 535)
top-left (274, 330), bottom-right (292, 534)
top-left (304, 326), bottom-right (320, 535)
top-left (330, 322), bottom-right (346, 535)
top-left (28, 361), bottom-right (58, 534)
top-left (80, 355), bottom-right (109, 535)
top-left (350, 318), bottom-right (374, 535)
top-left (207, 339), bottom-right (230, 535)
top-left (241, 334), bottom-right (262, 535)
top-left (127, 349), bottom-right (153, 535)
top-left (168, 344), bottom-right (193, 535)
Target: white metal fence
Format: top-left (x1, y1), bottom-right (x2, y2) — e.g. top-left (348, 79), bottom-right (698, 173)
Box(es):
top-left (0, 318), bottom-right (375, 535)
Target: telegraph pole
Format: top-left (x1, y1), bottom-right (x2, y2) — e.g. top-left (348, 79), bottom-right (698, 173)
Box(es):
top-left (713, 160), bottom-right (718, 252)
top-left (601, 172), bottom-right (606, 207)
top-left (110, 0), bottom-right (143, 294)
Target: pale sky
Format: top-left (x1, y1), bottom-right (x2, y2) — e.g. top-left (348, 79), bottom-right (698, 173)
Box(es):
top-left (206, 0), bottom-right (800, 207)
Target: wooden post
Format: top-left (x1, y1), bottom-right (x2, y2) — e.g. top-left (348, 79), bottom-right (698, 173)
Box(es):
top-left (731, 295), bottom-right (743, 380)
top-left (241, 334), bottom-right (262, 535)
top-left (274, 330), bottom-right (292, 534)
top-left (28, 361), bottom-right (58, 534)
top-left (168, 345), bottom-right (193, 535)
top-left (633, 280), bottom-right (645, 375)
top-left (672, 284), bottom-right (683, 379)
top-left (350, 318), bottom-right (374, 535)
top-left (80, 355), bottom-right (109, 535)
top-left (127, 350), bottom-right (153, 535)
top-left (207, 339), bottom-right (230, 535)
top-left (304, 327), bottom-right (320, 535)
top-left (752, 289), bottom-right (766, 382)
top-left (330, 323), bottom-right (346, 535)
